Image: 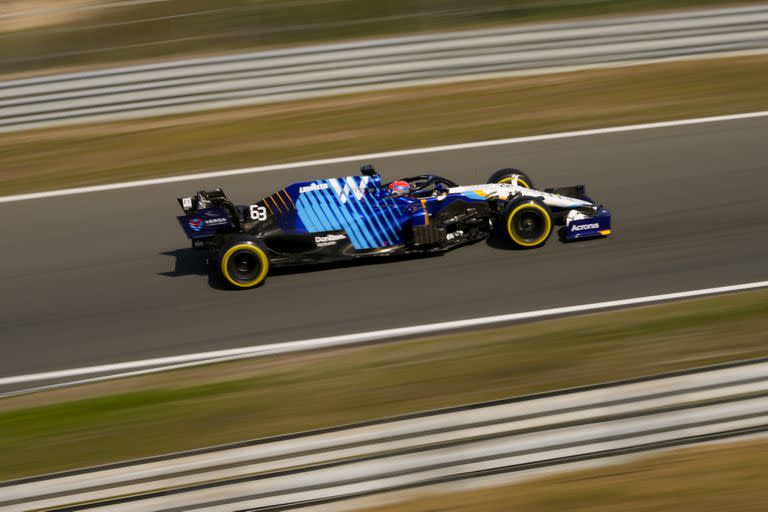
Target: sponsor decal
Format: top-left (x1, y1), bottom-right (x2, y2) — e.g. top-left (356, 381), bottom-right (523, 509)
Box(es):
top-left (299, 183), bottom-right (330, 194)
top-left (189, 218), bottom-right (204, 231)
top-left (329, 176), bottom-right (369, 203)
top-left (182, 197), bottom-right (193, 209)
top-left (189, 217), bottom-right (227, 231)
top-left (571, 222), bottom-right (600, 232)
top-left (315, 233), bottom-right (347, 247)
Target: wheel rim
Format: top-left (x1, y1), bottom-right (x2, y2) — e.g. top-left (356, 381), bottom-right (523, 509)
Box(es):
top-left (231, 251), bottom-right (260, 280)
top-left (221, 244), bottom-right (269, 288)
top-left (514, 211), bottom-right (545, 242)
top-left (507, 203), bottom-right (551, 247)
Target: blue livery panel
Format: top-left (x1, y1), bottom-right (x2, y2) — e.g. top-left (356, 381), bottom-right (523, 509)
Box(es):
top-left (273, 176), bottom-right (498, 250)
top-left (290, 175), bottom-right (409, 250)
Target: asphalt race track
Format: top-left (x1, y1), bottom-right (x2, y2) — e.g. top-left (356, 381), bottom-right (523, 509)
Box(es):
top-left (1, 117), bottom-right (767, 378)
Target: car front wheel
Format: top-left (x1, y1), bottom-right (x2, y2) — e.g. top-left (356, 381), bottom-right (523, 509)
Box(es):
top-left (501, 198), bottom-right (552, 248)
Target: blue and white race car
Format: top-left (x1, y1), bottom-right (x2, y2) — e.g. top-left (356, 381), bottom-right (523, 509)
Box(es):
top-left (176, 165), bottom-right (611, 288)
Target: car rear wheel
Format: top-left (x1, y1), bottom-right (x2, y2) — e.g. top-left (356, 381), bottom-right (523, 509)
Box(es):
top-left (219, 238), bottom-right (270, 288)
top-left (487, 168), bottom-right (534, 189)
top-left (501, 198), bottom-right (552, 248)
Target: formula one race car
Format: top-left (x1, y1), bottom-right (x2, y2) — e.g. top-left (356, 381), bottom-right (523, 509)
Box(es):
top-left (176, 165), bottom-right (611, 288)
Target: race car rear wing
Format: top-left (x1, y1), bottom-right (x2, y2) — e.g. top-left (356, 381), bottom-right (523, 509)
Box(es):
top-left (177, 189), bottom-right (240, 245)
top-left (177, 188), bottom-right (231, 213)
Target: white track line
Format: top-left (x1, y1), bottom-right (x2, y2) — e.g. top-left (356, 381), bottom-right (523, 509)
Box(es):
top-left (1, 110), bottom-right (767, 204)
top-left (1, 280), bottom-right (766, 393)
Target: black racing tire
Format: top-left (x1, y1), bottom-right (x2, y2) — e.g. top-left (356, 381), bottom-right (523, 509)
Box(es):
top-left (218, 237), bottom-right (270, 289)
top-left (501, 197), bottom-right (552, 248)
top-left (487, 168), bottom-right (534, 189)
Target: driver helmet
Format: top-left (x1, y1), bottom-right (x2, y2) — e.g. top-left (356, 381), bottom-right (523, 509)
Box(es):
top-left (389, 180), bottom-right (411, 195)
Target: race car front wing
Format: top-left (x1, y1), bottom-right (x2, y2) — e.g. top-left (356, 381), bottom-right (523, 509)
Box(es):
top-left (564, 207), bottom-right (612, 241)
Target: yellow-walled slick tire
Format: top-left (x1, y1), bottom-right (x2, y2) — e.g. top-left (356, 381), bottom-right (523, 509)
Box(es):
top-left (502, 198), bottom-right (552, 248)
top-left (219, 239), bottom-right (270, 288)
top-left (487, 168), bottom-right (534, 189)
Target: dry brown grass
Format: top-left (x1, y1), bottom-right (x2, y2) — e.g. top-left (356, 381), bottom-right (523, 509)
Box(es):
top-left (366, 437), bottom-right (768, 512)
top-left (1, 0), bottom-right (757, 76)
top-left (0, 289), bottom-right (766, 480)
top-left (2, 54), bottom-right (767, 195)
top-left (0, 1), bottom-right (97, 31)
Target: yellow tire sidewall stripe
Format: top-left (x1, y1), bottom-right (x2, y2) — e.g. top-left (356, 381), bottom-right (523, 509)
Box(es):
top-left (220, 244), bottom-right (270, 288)
top-left (506, 203), bottom-right (552, 247)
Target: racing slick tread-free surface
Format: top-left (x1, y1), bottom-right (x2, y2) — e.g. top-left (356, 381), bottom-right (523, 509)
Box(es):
top-left (503, 198), bottom-right (553, 248)
top-left (219, 241), bottom-right (270, 289)
top-left (0, 117), bottom-right (767, 380)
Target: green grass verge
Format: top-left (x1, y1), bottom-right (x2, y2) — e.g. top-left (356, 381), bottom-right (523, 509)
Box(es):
top-left (2, 53), bottom-right (767, 196)
top-left (1, 1), bottom-right (755, 75)
top-left (366, 437), bottom-right (768, 512)
top-left (1, 289), bottom-right (766, 481)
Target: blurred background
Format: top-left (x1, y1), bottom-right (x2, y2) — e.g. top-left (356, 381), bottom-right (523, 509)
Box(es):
top-left (1, 1), bottom-right (767, 511)
top-left (1, 0), bottom-right (755, 75)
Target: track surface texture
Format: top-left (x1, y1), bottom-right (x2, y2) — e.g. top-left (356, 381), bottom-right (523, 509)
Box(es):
top-left (1, 117), bottom-right (767, 377)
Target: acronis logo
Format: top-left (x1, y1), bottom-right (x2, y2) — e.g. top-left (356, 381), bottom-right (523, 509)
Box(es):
top-left (571, 222), bottom-right (600, 232)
